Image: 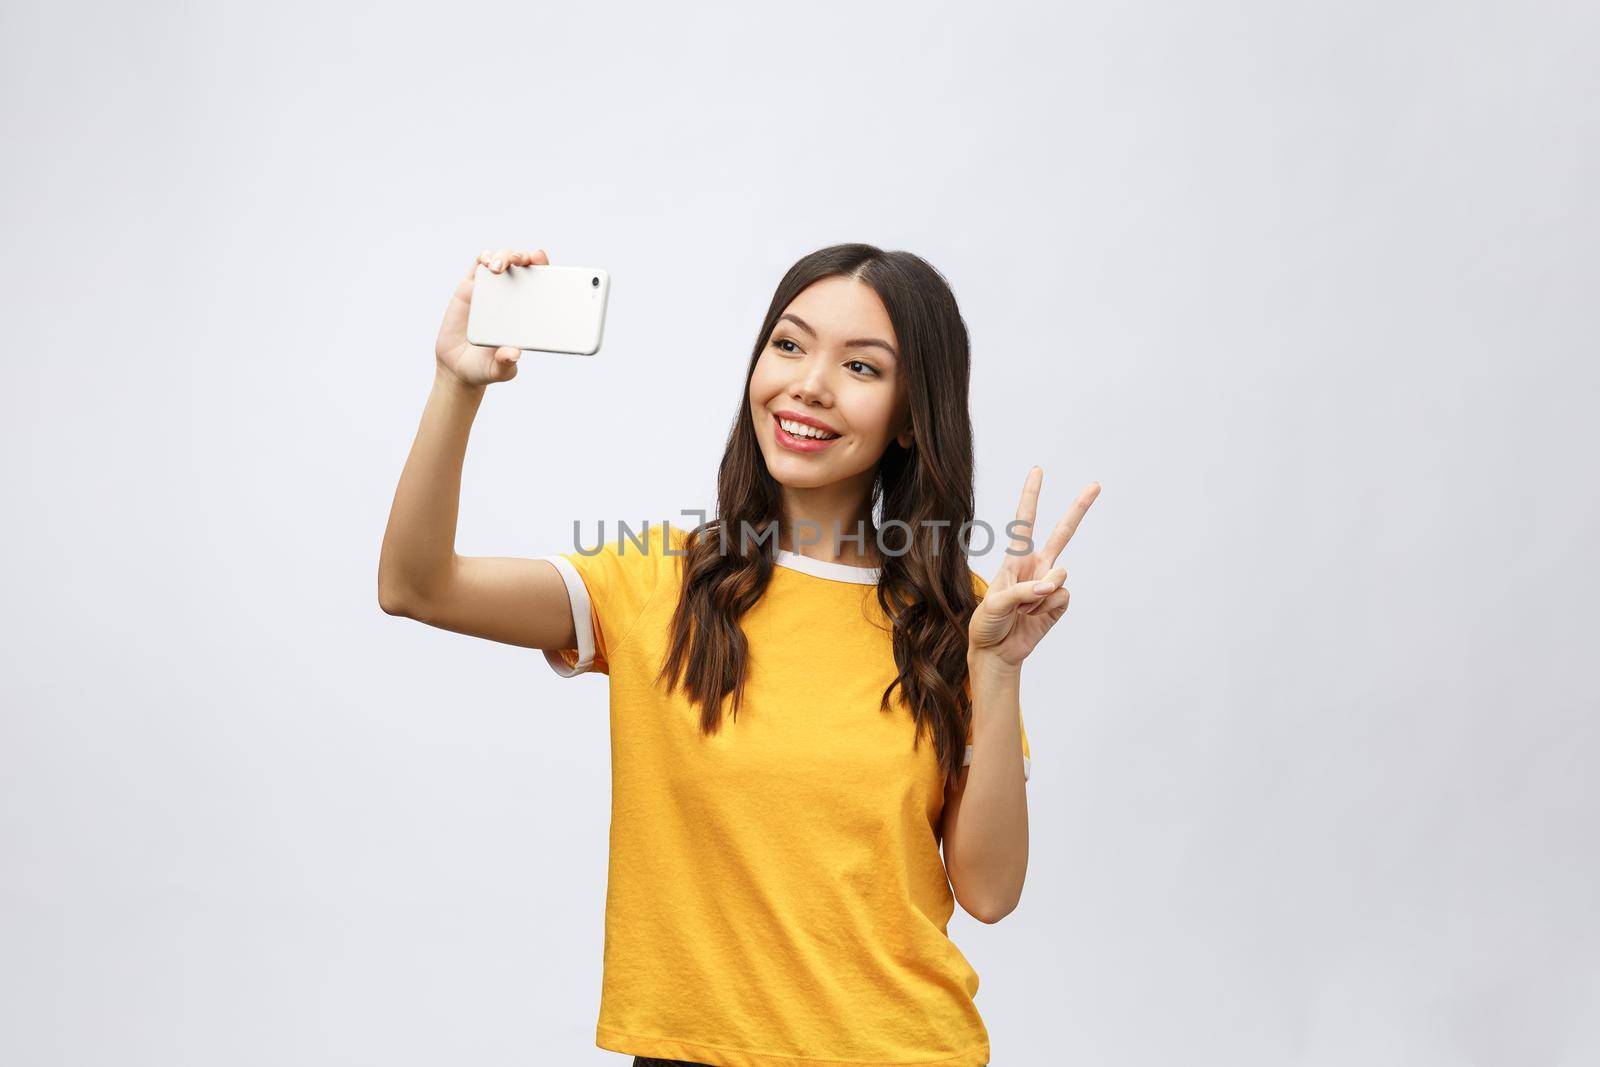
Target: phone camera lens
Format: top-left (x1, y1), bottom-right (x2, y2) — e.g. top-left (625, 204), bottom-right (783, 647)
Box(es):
top-left (591, 276), bottom-right (600, 287)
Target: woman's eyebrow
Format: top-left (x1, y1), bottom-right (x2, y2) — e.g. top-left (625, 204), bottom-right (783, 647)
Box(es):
top-left (777, 313), bottom-right (898, 359)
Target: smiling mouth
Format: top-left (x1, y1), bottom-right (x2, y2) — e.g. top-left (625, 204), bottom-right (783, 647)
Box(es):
top-left (772, 413), bottom-right (843, 450)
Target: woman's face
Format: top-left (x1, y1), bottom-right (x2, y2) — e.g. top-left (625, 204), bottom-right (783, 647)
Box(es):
top-left (748, 275), bottom-right (911, 493)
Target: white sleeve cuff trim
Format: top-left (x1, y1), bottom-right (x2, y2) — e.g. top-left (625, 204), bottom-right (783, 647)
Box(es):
top-left (962, 743), bottom-right (1031, 782)
top-left (538, 555), bottom-right (596, 677)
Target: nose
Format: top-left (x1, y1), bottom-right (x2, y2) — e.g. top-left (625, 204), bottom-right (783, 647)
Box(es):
top-left (788, 357), bottom-right (832, 407)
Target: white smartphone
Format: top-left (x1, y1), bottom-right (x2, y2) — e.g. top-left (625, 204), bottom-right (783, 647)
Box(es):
top-left (466, 262), bottom-right (611, 356)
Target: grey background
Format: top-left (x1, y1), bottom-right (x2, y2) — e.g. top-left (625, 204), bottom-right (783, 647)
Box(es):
top-left (3, 1), bottom-right (1596, 1064)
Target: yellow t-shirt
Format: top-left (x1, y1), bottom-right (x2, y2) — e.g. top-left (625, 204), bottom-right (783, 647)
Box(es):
top-left (538, 522), bottom-right (1031, 1067)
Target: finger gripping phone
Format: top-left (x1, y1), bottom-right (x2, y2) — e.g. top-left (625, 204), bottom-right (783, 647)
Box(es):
top-left (466, 263), bottom-right (611, 356)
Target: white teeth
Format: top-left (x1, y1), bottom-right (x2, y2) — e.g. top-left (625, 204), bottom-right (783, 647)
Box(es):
top-left (778, 416), bottom-right (839, 440)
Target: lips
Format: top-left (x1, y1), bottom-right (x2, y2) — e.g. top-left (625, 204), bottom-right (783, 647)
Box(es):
top-left (774, 410), bottom-right (841, 436)
top-left (772, 413), bottom-right (842, 453)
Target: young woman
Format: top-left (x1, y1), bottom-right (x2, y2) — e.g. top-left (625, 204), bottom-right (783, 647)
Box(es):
top-left (378, 242), bottom-right (1100, 1067)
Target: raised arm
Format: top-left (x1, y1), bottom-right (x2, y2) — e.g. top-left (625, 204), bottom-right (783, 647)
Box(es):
top-left (377, 248), bottom-right (576, 651)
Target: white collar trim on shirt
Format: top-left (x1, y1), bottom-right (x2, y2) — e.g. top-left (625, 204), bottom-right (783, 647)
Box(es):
top-left (773, 549), bottom-right (881, 585)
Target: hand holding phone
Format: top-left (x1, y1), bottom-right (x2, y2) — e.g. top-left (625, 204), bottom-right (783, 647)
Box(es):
top-left (435, 248), bottom-right (611, 387)
top-left (468, 258), bottom-right (610, 357)
top-left (435, 249), bottom-right (547, 387)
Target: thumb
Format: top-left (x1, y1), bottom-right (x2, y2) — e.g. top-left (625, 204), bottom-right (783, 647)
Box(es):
top-left (987, 567), bottom-right (1065, 616)
top-left (490, 346), bottom-right (521, 382)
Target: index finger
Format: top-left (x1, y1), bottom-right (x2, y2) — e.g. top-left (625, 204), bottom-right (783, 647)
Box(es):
top-left (1008, 466), bottom-right (1044, 558)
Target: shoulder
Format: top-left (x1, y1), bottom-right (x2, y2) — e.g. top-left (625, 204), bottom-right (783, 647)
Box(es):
top-left (556, 521), bottom-right (688, 592)
top-left (585, 521), bottom-right (686, 559)
top-left (969, 566), bottom-right (990, 599)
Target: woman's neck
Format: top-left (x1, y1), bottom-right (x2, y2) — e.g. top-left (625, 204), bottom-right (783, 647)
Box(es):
top-left (776, 483), bottom-right (879, 566)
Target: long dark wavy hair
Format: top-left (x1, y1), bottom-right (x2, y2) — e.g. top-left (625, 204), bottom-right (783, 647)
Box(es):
top-left (655, 243), bottom-right (982, 783)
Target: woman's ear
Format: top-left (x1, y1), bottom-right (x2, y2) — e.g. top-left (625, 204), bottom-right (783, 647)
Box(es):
top-left (894, 404), bottom-right (914, 449)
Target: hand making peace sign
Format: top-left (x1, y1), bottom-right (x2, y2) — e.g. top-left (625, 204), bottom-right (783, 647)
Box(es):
top-left (967, 468), bottom-right (1101, 668)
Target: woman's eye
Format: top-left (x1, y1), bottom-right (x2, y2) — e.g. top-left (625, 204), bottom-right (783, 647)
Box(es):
top-left (768, 340), bottom-right (876, 377)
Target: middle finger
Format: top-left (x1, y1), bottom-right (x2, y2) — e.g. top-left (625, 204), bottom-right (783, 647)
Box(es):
top-left (1038, 482), bottom-right (1101, 570)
